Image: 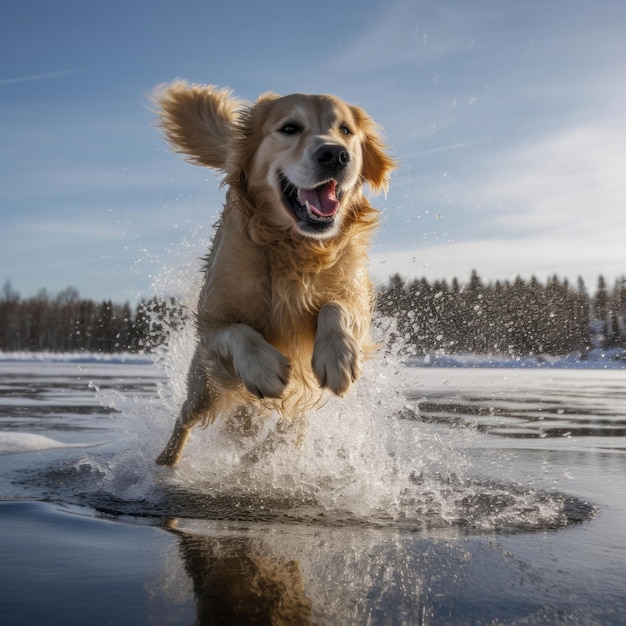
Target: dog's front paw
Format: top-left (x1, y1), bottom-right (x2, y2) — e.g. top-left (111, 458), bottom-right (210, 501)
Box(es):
top-left (233, 329), bottom-right (291, 399)
top-left (312, 330), bottom-right (361, 396)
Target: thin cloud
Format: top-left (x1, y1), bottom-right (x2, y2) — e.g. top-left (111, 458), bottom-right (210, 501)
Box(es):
top-left (0, 68), bottom-right (90, 86)
top-left (466, 121), bottom-right (626, 237)
top-left (402, 140), bottom-right (484, 159)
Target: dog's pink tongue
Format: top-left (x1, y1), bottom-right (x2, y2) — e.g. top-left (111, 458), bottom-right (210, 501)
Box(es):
top-left (300, 181), bottom-right (339, 216)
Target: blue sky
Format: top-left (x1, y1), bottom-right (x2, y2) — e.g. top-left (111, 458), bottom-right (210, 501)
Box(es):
top-left (2, 0), bottom-right (625, 304)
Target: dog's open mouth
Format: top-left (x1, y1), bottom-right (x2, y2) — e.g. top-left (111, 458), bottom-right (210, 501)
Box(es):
top-left (280, 175), bottom-right (341, 232)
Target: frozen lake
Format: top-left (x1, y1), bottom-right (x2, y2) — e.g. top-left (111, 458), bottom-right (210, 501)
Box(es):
top-left (0, 356), bottom-right (625, 624)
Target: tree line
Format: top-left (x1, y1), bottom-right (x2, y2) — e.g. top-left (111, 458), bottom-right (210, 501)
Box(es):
top-left (0, 282), bottom-right (186, 353)
top-left (377, 271), bottom-right (626, 356)
top-left (1, 272), bottom-right (625, 356)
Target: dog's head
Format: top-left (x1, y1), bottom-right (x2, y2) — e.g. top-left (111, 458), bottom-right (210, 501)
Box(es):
top-left (155, 83), bottom-right (394, 239)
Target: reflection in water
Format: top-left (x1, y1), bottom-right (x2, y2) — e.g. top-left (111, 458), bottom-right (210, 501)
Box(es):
top-left (158, 519), bottom-right (470, 625)
top-left (168, 525), bottom-right (312, 625)
top-left (153, 503), bottom-right (603, 625)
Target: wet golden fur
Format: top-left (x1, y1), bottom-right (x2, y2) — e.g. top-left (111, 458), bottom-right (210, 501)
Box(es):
top-left (154, 81), bottom-right (394, 466)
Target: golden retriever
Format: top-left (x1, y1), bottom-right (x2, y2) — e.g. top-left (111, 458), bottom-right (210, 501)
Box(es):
top-left (153, 81), bottom-right (394, 466)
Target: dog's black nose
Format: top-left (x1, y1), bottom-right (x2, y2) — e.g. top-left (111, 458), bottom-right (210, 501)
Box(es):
top-left (315, 145), bottom-right (350, 171)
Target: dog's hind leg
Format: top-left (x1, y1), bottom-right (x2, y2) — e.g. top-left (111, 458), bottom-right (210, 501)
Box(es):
top-left (156, 353), bottom-right (219, 467)
top-left (155, 422), bottom-right (192, 467)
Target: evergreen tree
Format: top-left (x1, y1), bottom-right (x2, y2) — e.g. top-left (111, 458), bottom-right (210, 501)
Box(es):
top-left (594, 276), bottom-right (609, 327)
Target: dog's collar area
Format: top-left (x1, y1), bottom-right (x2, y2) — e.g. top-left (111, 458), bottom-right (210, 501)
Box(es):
top-left (279, 174), bottom-right (341, 234)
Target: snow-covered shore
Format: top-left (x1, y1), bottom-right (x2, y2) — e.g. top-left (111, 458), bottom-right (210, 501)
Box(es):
top-left (0, 351), bottom-right (154, 365)
top-left (1, 348), bottom-right (625, 369)
top-left (406, 347), bottom-right (626, 369)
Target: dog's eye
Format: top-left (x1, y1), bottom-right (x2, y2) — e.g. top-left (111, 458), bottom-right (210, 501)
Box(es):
top-left (279, 122), bottom-right (303, 135)
top-left (339, 124), bottom-right (353, 136)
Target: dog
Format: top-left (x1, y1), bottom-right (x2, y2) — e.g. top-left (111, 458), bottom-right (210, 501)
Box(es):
top-left (153, 81), bottom-right (394, 466)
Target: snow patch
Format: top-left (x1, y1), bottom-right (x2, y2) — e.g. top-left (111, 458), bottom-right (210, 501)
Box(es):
top-left (0, 432), bottom-right (96, 455)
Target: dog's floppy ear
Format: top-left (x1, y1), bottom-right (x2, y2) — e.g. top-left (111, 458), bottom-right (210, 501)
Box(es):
top-left (227, 92), bottom-right (283, 184)
top-left (351, 105), bottom-right (396, 193)
top-left (152, 81), bottom-right (246, 170)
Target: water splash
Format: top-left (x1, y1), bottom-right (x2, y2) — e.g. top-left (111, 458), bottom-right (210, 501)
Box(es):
top-left (76, 308), bottom-right (593, 532)
top-left (72, 232), bottom-right (596, 532)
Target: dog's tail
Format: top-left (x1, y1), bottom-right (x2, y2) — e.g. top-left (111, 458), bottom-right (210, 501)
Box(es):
top-left (152, 80), bottom-right (245, 170)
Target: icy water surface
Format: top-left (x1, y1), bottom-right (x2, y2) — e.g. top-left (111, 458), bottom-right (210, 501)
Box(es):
top-left (0, 356), bottom-right (625, 624)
